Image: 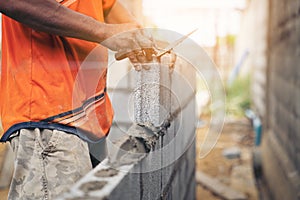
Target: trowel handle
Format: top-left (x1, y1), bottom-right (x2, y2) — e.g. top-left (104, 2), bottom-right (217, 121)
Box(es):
top-left (115, 51), bottom-right (133, 61)
top-left (115, 48), bottom-right (157, 61)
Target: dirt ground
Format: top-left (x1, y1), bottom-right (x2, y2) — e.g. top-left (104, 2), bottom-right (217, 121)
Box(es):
top-left (196, 117), bottom-right (258, 200)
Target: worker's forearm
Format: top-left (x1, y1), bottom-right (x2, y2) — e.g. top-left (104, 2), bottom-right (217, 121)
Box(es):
top-left (0, 0), bottom-right (116, 43)
top-left (0, 0), bottom-right (152, 54)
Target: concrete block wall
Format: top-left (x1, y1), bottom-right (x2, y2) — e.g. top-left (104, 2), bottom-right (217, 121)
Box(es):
top-left (234, 0), bottom-right (269, 123)
top-left (58, 55), bottom-right (196, 200)
top-left (252, 0), bottom-right (300, 199)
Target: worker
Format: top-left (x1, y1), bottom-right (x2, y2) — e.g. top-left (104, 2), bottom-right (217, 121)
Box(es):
top-left (0, 0), bottom-right (153, 199)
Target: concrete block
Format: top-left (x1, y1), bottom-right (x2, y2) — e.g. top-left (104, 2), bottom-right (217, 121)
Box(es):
top-left (107, 124), bottom-right (130, 142)
top-left (275, 123), bottom-right (289, 153)
top-left (261, 132), bottom-right (299, 200)
top-left (295, 87), bottom-right (300, 118)
top-left (161, 124), bottom-right (176, 189)
top-left (287, 112), bottom-right (296, 141)
top-left (297, 152), bottom-right (300, 174)
top-left (184, 173), bottom-right (196, 200)
top-left (170, 61), bottom-right (196, 110)
top-left (171, 168), bottom-right (180, 200)
top-left (127, 69), bottom-right (139, 90)
top-left (134, 63), bottom-right (161, 126)
top-left (159, 62), bottom-right (171, 122)
top-left (182, 100), bottom-right (196, 150)
top-left (185, 140), bottom-right (196, 180)
top-left (295, 118), bottom-right (300, 151)
top-left (175, 117), bottom-right (185, 164)
top-left (287, 0), bottom-right (299, 23)
top-left (140, 170), bottom-right (161, 200)
top-left (179, 157), bottom-right (188, 200)
top-left (108, 170), bottom-right (140, 200)
top-left (139, 138), bottom-right (162, 200)
top-left (166, 190), bottom-right (173, 200)
top-left (284, 82), bottom-right (292, 108)
top-left (109, 90), bottom-right (134, 125)
top-left (107, 59), bottom-right (131, 89)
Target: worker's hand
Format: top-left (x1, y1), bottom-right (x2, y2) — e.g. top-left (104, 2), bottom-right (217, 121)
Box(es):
top-left (159, 50), bottom-right (177, 72)
top-left (102, 24), bottom-right (156, 69)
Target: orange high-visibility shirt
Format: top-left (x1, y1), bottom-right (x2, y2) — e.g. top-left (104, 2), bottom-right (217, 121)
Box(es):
top-left (0, 0), bottom-right (115, 142)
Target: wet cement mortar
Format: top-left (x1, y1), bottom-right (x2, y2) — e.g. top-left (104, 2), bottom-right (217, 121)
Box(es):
top-left (65, 196), bottom-right (103, 200)
top-left (79, 181), bottom-right (107, 193)
top-left (108, 123), bottom-right (159, 166)
top-left (94, 168), bottom-right (119, 178)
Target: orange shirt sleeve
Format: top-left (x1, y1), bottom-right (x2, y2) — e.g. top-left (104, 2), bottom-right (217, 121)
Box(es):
top-left (102, 0), bottom-right (116, 10)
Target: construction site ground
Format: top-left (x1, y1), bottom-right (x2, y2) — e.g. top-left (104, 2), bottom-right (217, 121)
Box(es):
top-left (196, 117), bottom-right (258, 200)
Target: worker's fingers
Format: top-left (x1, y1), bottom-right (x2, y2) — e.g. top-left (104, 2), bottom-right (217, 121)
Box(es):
top-left (169, 51), bottom-right (177, 69)
top-left (128, 52), bottom-right (138, 63)
top-left (127, 47), bottom-right (156, 71)
top-left (160, 51), bottom-right (177, 72)
top-left (143, 48), bottom-right (156, 61)
top-left (136, 50), bottom-right (147, 63)
top-left (127, 49), bottom-right (146, 71)
top-left (142, 64), bottom-right (151, 70)
top-left (133, 63), bottom-right (142, 71)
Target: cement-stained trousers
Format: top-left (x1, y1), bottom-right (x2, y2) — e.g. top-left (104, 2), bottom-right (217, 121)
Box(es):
top-left (8, 128), bottom-right (92, 200)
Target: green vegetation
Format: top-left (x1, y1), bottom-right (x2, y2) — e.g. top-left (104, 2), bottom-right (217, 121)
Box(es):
top-left (225, 75), bottom-right (251, 117)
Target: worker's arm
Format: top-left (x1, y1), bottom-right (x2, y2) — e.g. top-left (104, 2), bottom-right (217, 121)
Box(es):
top-left (0, 0), bottom-right (150, 52)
